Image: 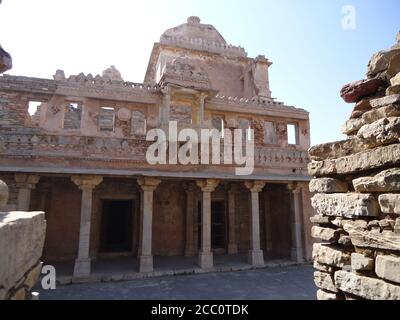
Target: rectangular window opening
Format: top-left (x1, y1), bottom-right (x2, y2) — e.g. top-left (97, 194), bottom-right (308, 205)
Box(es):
top-left (287, 124), bottom-right (298, 145)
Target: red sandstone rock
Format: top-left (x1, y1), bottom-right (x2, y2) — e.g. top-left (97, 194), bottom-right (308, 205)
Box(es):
top-left (340, 78), bottom-right (384, 103)
top-left (0, 46), bottom-right (12, 73)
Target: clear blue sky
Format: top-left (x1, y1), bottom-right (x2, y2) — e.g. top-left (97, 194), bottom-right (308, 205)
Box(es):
top-left (1, 0), bottom-right (399, 145)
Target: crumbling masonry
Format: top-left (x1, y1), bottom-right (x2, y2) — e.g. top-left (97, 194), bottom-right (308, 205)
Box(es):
top-left (309, 32), bottom-right (400, 300)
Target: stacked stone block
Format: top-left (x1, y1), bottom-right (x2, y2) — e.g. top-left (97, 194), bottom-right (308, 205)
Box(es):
top-left (309, 33), bottom-right (400, 300)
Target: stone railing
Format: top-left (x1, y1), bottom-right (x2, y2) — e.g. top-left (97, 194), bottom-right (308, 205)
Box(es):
top-left (0, 131), bottom-right (309, 169)
top-left (0, 132), bottom-right (150, 161)
top-left (255, 146), bottom-right (309, 167)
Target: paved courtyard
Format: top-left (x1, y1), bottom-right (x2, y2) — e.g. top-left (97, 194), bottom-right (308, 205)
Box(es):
top-left (38, 264), bottom-right (316, 300)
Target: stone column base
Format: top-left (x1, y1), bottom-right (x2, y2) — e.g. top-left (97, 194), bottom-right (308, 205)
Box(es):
top-left (291, 248), bottom-right (304, 263)
top-left (198, 251), bottom-right (213, 269)
top-left (228, 243), bottom-right (238, 255)
top-left (139, 255), bottom-right (153, 273)
top-left (248, 249), bottom-right (264, 266)
top-left (73, 258), bottom-right (91, 278)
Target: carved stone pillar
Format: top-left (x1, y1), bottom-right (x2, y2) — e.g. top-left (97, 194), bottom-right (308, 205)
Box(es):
top-left (196, 179), bottom-right (219, 269)
top-left (160, 87), bottom-right (171, 129)
top-left (227, 184), bottom-right (238, 254)
top-left (15, 174), bottom-right (40, 211)
top-left (287, 183), bottom-right (304, 263)
top-left (137, 177), bottom-right (161, 273)
top-left (184, 183), bottom-right (196, 257)
top-left (71, 175), bottom-right (103, 278)
top-left (244, 180), bottom-right (266, 266)
top-left (198, 93), bottom-right (207, 127)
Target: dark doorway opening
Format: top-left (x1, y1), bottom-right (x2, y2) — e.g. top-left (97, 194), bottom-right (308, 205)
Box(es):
top-left (211, 200), bottom-right (226, 250)
top-left (101, 200), bottom-right (133, 252)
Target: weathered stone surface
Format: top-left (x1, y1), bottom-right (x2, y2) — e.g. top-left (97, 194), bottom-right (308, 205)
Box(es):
top-left (0, 46), bottom-right (12, 74)
top-left (338, 235), bottom-right (353, 247)
top-left (378, 194), bottom-right (400, 214)
top-left (24, 262), bottom-right (43, 290)
top-left (343, 222), bottom-right (400, 251)
top-left (310, 116), bottom-right (400, 161)
top-left (391, 72), bottom-right (400, 86)
top-left (308, 143), bottom-right (400, 177)
top-left (312, 243), bottom-right (351, 267)
top-left (0, 179), bottom-right (8, 209)
top-left (310, 215), bottom-right (332, 225)
top-left (386, 85), bottom-right (400, 96)
top-left (311, 226), bottom-right (341, 242)
top-left (353, 168), bottom-right (400, 192)
top-left (311, 193), bottom-right (380, 218)
top-left (0, 211), bottom-right (46, 299)
top-left (309, 178), bottom-right (348, 193)
top-left (351, 253), bottom-right (374, 271)
top-left (388, 54), bottom-right (400, 78)
top-left (355, 99), bottom-right (372, 112)
top-left (340, 78), bottom-right (384, 103)
top-left (314, 271), bottom-right (338, 292)
top-left (367, 49), bottom-right (400, 77)
top-left (341, 117), bottom-right (365, 135)
top-left (370, 94), bottom-right (400, 108)
top-left (335, 270), bottom-right (400, 300)
top-left (363, 103), bottom-right (400, 123)
top-left (313, 260), bottom-right (336, 273)
top-left (308, 137), bottom-right (375, 161)
top-left (375, 255), bottom-right (400, 284)
top-left (316, 289), bottom-right (342, 300)
top-left (357, 117), bottom-right (400, 145)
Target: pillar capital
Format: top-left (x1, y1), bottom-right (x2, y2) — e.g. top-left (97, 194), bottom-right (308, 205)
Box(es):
top-left (196, 179), bottom-right (219, 193)
top-left (244, 180), bottom-right (266, 193)
top-left (71, 175), bottom-right (103, 191)
top-left (15, 174), bottom-right (40, 189)
top-left (287, 182), bottom-right (301, 194)
top-left (137, 177), bottom-right (161, 192)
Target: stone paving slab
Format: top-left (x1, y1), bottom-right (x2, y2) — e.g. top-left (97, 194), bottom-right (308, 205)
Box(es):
top-left (37, 265), bottom-right (316, 300)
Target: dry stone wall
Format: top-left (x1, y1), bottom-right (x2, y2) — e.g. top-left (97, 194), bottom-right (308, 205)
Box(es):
top-left (309, 33), bottom-right (400, 300)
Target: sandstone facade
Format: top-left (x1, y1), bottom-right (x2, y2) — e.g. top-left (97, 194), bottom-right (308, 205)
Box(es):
top-left (309, 33), bottom-right (400, 300)
top-left (0, 17), bottom-right (314, 281)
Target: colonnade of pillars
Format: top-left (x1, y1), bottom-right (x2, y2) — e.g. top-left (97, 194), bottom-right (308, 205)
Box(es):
top-left (12, 173), bottom-right (305, 279)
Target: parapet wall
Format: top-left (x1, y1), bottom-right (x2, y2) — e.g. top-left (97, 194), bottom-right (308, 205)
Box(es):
top-left (0, 210), bottom-right (46, 300)
top-left (308, 33), bottom-right (400, 300)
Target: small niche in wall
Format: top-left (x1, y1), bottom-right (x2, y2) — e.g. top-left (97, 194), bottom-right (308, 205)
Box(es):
top-left (63, 102), bottom-right (82, 130)
top-left (99, 107), bottom-right (115, 132)
top-left (287, 123), bottom-right (298, 145)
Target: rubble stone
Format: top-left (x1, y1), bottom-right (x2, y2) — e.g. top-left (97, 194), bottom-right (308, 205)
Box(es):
top-left (340, 78), bottom-right (384, 103)
top-left (378, 194), bottom-right (400, 214)
top-left (311, 226), bottom-right (341, 242)
top-left (316, 289), bottom-right (342, 300)
top-left (351, 253), bottom-right (374, 271)
top-left (335, 270), bottom-right (400, 300)
top-left (375, 255), bottom-right (400, 284)
top-left (312, 243), bottom-right (351, 268)
top-left (353, 168), bottom-right (400, 192)
top-left (311, 193), bottom-right (380, 218)
top-left (314, 271), bottom-right (338, 292)
top-left (309, 178), bottom-right (348, 193)
top-left (367, 49), bottom-right (400, 77)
